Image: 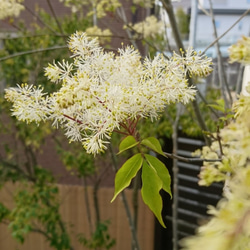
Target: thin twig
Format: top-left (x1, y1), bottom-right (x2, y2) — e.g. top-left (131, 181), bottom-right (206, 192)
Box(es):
top-left (46, 0), bottom-right (65, 35)
top-left (162, 0), bottom-right (211, 145)
top-left (203, 8), bottom-right (250, 54)
top-left (163, 151), bottom-right (221, 163)
top-left (23, 4), bottom-right (59, 35)
top-left (0, 45), bottom-right (67, 62)
top-left (208, 0), bottom-right (232, 107)
top-left (196, 88), bottom-right (220, 118)
top-left (116, 6), bottom-right (139, 50)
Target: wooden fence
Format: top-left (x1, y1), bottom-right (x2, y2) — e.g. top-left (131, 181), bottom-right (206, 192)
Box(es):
top-left (0, 183), bottom-right (155, 250)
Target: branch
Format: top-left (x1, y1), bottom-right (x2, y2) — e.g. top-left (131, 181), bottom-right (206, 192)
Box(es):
top-left (0, 157), bottom-right (35, 182)
top-left (46, 0), bottom-right (65, 35)
top-left (0, 45), bottom-right (67, 62)
top-left (208, 0), bottom-right (232, 107)
top-left (164, 151), bottom-right (221, 163)
top-left (203, 8), bottom-right (250, 54)
top-left (116, 6), bottom-right (139, 50)
top-left (23, 4), bottom-right (59, 35)
top-left (196, 88), bottom-right (220, 119)
top-left (162, 0), bottom-right (211, 145)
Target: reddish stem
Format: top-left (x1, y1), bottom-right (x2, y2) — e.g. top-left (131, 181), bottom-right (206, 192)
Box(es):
top-left (63, 114), bottom-right (83, 124)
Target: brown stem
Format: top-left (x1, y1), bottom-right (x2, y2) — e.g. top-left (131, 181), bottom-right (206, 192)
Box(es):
top-left (203, 8), bottom-right (250, 54)
top-left (208, 0), bottom-right (233, 107)
top-left (162, 0), bottom-right (211, 145)
top-left (216, 125), bottom-right (224, 158)
top-left (23, 4), bottom-right (59, 35)
top-left (46, 0), bottom-right (65, 35)
top-left (82, 177), bottom-right (94, 234)
top-left (93, 177), bottom-right (101, 224)
top-left (0, 45), bottom-right (67, 62)
top-left (132, 170), bottom-right (141, 233)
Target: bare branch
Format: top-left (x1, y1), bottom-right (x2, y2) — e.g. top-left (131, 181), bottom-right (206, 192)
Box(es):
top-left (208, 0), bottom-right (233, 107)
top-left (0, 45), bottom-right (67, 62)
top-left (46, 0), bottom-right (65, 35)
top-left (164, 151), bottom-right (221, 163)
top-left (203, 8), bottom-right (250, 54)
top-left (23, 4), bottom-right (59, 35)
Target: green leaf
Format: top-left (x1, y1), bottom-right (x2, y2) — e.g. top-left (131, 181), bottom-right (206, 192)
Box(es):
top-left (207, 104), bottom-right (225, 112)
top-left (118, 135), bottom-right (139, 154)
top-left (111, 153), bottom-right (143, 202)
top-left (141, 137), bottom-right (165, 156)
top-left (141, 161), bottom-right (166, 228)
top-left (144, 154), bottom-right (172, 197)
top-left (208, 99), bottom-right (225, 112)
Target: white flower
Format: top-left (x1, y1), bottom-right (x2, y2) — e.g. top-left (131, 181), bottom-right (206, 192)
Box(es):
top-left (5, 84), bottom-right (51, 123)
top-left (0, 0), bottom-right (24, 20)
top-left (45, 60), bottom-right (73, 83)
top-left (127, 15), bottom-right (164, 39)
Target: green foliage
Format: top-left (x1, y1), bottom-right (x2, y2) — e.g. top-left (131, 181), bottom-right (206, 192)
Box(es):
top-left (180, 88), bottom-right (222, 136)
top-left (57, 141), bottom-right (95, 178)
top-left (0, 166), bottom-right (72, 249)
top-left (208, 99), bottom-right (234, 127)
top-left (78, 221), bottom-right (116, 250)
top-left (141, 154), bottom-right (172, 228)
top-left (112, 137), bottom-right (171, 227)
top-left (176, 7), bottom-right (189, 39)
top-left (0, 203), bottom-right (10, 222)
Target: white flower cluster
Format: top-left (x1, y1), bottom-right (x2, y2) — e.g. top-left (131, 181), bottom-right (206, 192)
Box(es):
top-left (181, 165), bottom-right (250, 250)
top-left (181, 107), bottom-right (250, 249)
top-left (132, 0), bottom-right (153, 8)
top-left (228, 36), bottom-right (250, 64)
top-left (0, 0), bottom-right (24, 20)
top-left (85, 26), bottom-right (112, 44)
top-left (127, 15), bottom-right (164, 40)
top-left (5, 32), bottom-right (212, 155)
top-left (59, 0), bottom-right (121, 17)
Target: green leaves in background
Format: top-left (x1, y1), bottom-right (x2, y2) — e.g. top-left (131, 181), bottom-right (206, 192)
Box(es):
top-left (112, 136), bottom-right (172, 227)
